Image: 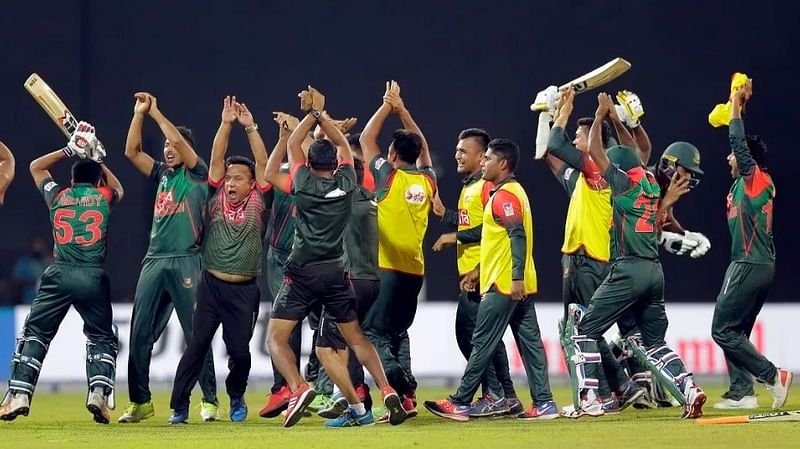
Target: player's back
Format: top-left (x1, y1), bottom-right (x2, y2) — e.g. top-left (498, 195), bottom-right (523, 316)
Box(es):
top-left (46, 183), bottom-right (115, 267)
top-left (609, 168), bottom-right (660, 260)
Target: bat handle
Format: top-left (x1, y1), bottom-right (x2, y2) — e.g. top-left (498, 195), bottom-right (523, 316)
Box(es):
top-left (534, 111), bottom-right (552, 159)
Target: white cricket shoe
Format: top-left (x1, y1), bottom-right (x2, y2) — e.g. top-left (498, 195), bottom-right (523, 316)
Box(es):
top-left (0, 393), bottom-right (30, 421)
top-left (765, 368), bottom-right (793, 410)
top-left (713, 395), bottom-right (758, 409)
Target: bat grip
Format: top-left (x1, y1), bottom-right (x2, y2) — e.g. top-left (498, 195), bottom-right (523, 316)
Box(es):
top-left (534, 111), bottom-right (552, 159)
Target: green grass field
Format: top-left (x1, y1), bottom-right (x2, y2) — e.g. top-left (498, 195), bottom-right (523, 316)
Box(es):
top-left (2, 386), bottom-right (799, 449)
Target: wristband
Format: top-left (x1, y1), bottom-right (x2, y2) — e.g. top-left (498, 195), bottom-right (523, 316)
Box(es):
top-left (245, 124), bottom-right (259, 134)
top-left (310, 109), bottom-right (322, 119)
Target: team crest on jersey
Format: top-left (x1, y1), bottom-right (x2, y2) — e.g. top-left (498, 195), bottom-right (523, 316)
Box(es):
top-left (374, 157), bottom-right (387, 171)
top-left (458, 208), bottom-right (470, 226)
top-left (404, 184), bottom-right (427, 205)
top-left (183, 277), bottom-right (193, 288)
top-left (502, 202), bottom-right (515, 217)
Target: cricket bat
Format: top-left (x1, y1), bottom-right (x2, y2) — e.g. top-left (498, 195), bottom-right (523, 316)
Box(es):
top-left (696, 410), bottom-right (800, 425)
top-left (531, 58), bottom-right (631, 158)
top-left (24, 73), bottom-right (80, 138)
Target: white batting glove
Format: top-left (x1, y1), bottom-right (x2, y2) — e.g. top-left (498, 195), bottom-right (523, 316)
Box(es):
top-left (531, 85), bottom-right (559, 113)
top-left (684, 231), bottom-right (711, 258)
top-left (615, 90), bottom-right (645, 128)
top-left (660, 231), bottom-right (699, 256)
top-left (65, 121), bottom-right (95, 159)
top-left (88, 138), bottom-right (106, 163)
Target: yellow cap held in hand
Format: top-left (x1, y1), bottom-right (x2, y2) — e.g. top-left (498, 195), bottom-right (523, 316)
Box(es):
top-left (708, 72), bottom-right (750, 128)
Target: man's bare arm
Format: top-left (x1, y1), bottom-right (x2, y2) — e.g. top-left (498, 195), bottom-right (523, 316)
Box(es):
top-left (124, 93), bottom-right (156, 176)
top-left (317, 114), bottom-right (353, 165)
top-left (0, 140), bottom-right (15, 204)
top-left (148, 93), bottom-right (200, 169)
top-left (359, 82), bottom-right (393, 164)
top-left (235, 102), bottom-right (268, 187)
top-left (632, 124), bottom-right (652, 165)
top-left (385, 81), bottom-right (432, 167)
top-left (210, 96), bottom-right (238, 182)
top-left (101, 164), bottom-right (124, 201)
top-left (588, 95), bottom-right (612, 175)
top-left (30, 149), bottom-right (68, 188)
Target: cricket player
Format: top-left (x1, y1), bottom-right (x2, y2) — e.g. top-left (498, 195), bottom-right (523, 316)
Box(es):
top-left (118, 92), bottom-right (218, 423)
top-left (266, 86), bottom-right (407, 428)
top-left (359, 81), bottom-right (435, 416)
top-left (562, 93), bottom-right (706, 419)
top-left (0, 122), bottom-right (123, 424)
top-left (0, 140), bottom-right (14, 205)
top-left (711, 81), bottom-right (792, 410)
top-left (431, 128), bottom-right (521, 418)
top-left (169, 96), bottom-right (270, 424)
top-left (425, 138), bottom-right (557, 422)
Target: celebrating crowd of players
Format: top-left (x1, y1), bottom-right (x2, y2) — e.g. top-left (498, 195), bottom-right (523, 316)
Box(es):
top-left (0, 78), bottom-right (792, 428)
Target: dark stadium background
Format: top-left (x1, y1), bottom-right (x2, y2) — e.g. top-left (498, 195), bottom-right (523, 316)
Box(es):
top-left (0, 1), bottom-right (797, 304)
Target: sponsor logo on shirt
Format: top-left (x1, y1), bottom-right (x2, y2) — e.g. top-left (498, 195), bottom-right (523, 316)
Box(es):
top-left (374, 157), bottom-right (387, 171)
top-left (563, 168), bottom-right (575, 181)
top-left (154, 190), bottom-right (185, 218)
top-left (458, 208), bottom-right (470, 226)
top-left (404, 184), bottom-right (427, 205)
top-left (502, 202), bottom-right (515, 217)
top-left (325, 188), bottom-right (347, 198)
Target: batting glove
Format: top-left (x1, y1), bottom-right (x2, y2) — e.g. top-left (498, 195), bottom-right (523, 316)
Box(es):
top-left (88, 138), bottom-right (106, 163)
top-left (65, 121), bottom-right (95, 159)
top-left (684, 231), bottom-right (711, 258)
top-left (660, 231), bottom-right (699, 256)
top-left (615, 90), bottom-right (645, 128)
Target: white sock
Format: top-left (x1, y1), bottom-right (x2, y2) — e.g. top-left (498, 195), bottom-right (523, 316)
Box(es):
top-left (349, 402), bottom-right (366, 415)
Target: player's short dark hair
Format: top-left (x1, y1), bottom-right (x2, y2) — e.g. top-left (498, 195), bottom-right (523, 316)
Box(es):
top-left (488, 138), bottom-right (520, 172)
top-left (391, 130), bottom-right (422, 164)
top-left (176, 126), bottom-right (195, 148)
top-left (746, 134), bottom-right (768, 170)
top-left (458, 128), bottom-right (490, 151)
top-left (577, 117), bottom-right (613, 148)
top-left (225, 155), bottom-right (255, 179)
top-left (71, 160), bottom-right (103, 185)
top-left (353, 157), bottom-right (365, 185)
top-left (308, 139), bottom-right (338, 171)
top-left (348, 132), bottom-right (362, 157)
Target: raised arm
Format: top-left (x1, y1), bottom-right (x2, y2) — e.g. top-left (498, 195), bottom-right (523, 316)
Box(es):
top-left (359, 82), bottom-right (394, 164)
top-left (631, 124), bottom-right (652, 165)
top-left (730, 79), bottom-right (757, 177)
top-left (147, 92), bottom-right (199, 169)
top-left (0, 140), bottom-right (15, 204)
top-left (385, 81), bottom-right (432, 168)
top-left (124, 93), bottom-right (156, 176)
top-left (588, 94), bottom-right (612, 175)
top-left (317, 113), bottom-right (353, 165)
top-left (264, 112), bottom-right (296, 193)
top-left (210, 96), bottom-right (238, 182)
top-left (30, 149), bottom-right (68, 188)
top-left (288, 115), bottom-right (316, 167)
top-left (101, 163), bottom-right (124, 202)
top-left (606, 94), bottom-right (638, 150)
top-left (235, 101), bottom-right (268, 187)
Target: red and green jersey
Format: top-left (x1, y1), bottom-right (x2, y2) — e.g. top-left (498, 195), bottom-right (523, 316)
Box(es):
top-left (40, 178), bottom-right (116, 267)
top-left (146, 159), bottom-right (208, 257)
top-left (604, 166), bottom-right (660, 260)
top-left (203, 178), bottom-right (272, 277)
top-left (727, 119), bottom-right (776, 263)
top-left (266, 164), bottom-right (296, 254)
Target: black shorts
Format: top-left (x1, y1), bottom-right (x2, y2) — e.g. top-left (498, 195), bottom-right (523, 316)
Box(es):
top-left (316, 279), bottom-right (380, 349)
top-left (271, 259), bottom-right (357, 324)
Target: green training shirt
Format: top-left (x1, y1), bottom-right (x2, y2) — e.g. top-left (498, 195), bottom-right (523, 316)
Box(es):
top-left (604, 165), bottom-right (660, 260)
top-left (146, 159), bottom-right (209, 258)
top-left (344, 185), bottom-right (379, 280)
top-left (40, 178), bottom-right (117, 267)
top-left (289, 163), bottom-right (356, 266)
top-left (266, 164), bottom-right (296, 254)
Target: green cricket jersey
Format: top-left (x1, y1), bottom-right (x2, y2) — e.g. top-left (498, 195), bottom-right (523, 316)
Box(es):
top-left (604, 165), bottom-right (660, 260)
top-left (146, 159), bottom-right (208, 257)
top-left (290, 163), bottom-right (356, 266)
top-left (203, 179), bottom-right (272, 277)
top-left (344, 185), bottom-right (379, 280)
top-left (266, 164), bottom-right (296, 253)
top-left (727, 119), bottom-right (776, 264)
top-left (40, 178), bottom-right (117, 267)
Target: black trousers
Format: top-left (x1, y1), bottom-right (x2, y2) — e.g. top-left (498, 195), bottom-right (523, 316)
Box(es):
top-left (170, 271), bottom-right (260, 410)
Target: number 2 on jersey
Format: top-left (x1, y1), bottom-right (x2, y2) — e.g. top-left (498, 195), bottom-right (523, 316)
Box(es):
top-left (54, 209), bottom-right (104, 245)
top-left (633, 194), bottom-right (656, 233)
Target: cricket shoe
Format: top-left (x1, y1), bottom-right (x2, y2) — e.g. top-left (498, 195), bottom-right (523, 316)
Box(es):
top-left (283, 384), bottom-right (316, 428)
top-left (0, 393), bottom-right (30, 421)
top-left (423, 399), bottom-right (470, 422)
top-left (325, 408), bottom-right (375, 428)
top-left (118, 401), bottom-right (155, 423)
top-left (617, 380), bottom-right (646, 411)
top-left (381, 387), bottom-right (408, 425)
top-left (168, 409), bottom-right (189, 425)
top-left (259, 385), bottom-right (291, 418)
top-left (560, 399), bottom-right (604, 419)
top-left (506, 398), bottom-right (525, 418)
top-left (765, 368), bottom-right (793, 409)
top-left (318, 392), bottom-right (348, 419)
top-left (200, 400), bottom-right (220, 422)
top-left (375, 397), bottom-right (417, 424)
top-left (86, 387), bottom-right (111, 424)
top-left (601, 397), bottom-right (621, 415)
top-left (402, 395), bottom-right (418, 418)
top-left (469, 392), bottom-right (509, 418)
top-left (682, 386), bottom-right (706, 419)
top-left (308, 393), bottom-right (330, 413)
top-left (517, 400), bottom-right (559, 421)
top-left (713, 395), bottom-right (758, 410)
top-left (229, 397), bottom-right (248, 422)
